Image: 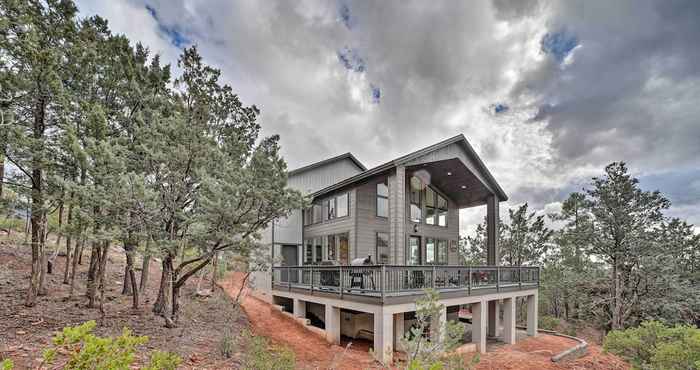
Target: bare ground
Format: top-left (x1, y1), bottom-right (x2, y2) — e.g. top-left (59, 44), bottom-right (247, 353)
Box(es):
top-left (0, 233), bottom-right (248, 369)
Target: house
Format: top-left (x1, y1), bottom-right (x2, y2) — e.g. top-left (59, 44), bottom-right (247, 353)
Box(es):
top-left (255, 134), bottom-right (538, 364)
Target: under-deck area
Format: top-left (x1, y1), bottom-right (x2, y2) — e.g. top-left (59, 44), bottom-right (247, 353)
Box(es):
top-left (271, 264), bottom-right (539, 364)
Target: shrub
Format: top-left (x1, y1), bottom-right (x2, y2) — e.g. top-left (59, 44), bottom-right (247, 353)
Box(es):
top-left (1, 359), bottom-right (13, 370)
top-left (219, 327), bottom-right (235, 358)
top-left (41, 321), bottom-right (180, 370)
top-left (538, 315), bottom-right (560, 331)
top-left (244, 330), bottom-right (295, 370)
top-left (603, 320), bottom-right (700, 370)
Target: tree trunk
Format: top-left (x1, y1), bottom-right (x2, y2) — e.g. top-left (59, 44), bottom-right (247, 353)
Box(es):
top-left (55, 202), bottom-right (64, 250)
top-left (122, 238), bottom-right (139, 309)
top-left (38, 216), bottom-right (48, 295)
top-left (78, 241), bottom-right (85, 265)
top-left (69, 237), bottom-right (83, 298)
top-left (87, 243), bottom-right (100, 307)
top-left (139, 247), bottom-right (150, 294)
top-left (25, 97), bottom-right (47, 307)
top-left (62, 205), bottom-right (73, 284)
top-left (611, 256), bottom-right (622, 330)
top-left (0, 150), bottom-right (4, 199)
top-left (153, 255), bottom-right (173, 316)
top-left (122, 264), bottom-right (132, 295)
top-left (210, 251), bottom-right (219, 290)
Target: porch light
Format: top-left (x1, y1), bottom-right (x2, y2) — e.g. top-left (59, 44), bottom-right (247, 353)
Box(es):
top-left (447, 172), bottom-right (452, 176)
top-left (461, 185), bottom-right (467, 189)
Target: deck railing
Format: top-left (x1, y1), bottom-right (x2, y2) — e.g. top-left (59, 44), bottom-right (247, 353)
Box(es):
top-left (272, 265), bottom-right (539, 299)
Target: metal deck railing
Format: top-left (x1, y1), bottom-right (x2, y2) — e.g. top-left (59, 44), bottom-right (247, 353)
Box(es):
top-left (271, 265), bottom-right (539, 300)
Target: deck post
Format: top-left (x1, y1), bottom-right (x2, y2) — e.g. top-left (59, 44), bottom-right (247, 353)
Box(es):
top-left (310, 266), bottom-right (314, 294)
top-left (325, 304), bottom-right (341, 344)
top-left (527, 294), bottom-right (538, 336)
top-left (339, 266), bottom-right (344, 299)
top-left (496, 267), bottom-right (500, 292)
top-left (468, 267), bottom-right (472, 295)
top-left (373, 309), bottom-right (394, 365)
top-left (471, 300), bottom-right (487, 353)
top-left (380, 265), bottom-right (385, 303)
top-left (503, 297), bottom-right (516, 344)
top-left (287, 267), bottom-right (291, 291)
top-left (519, 266), bottom-right (522, 289)
top-left (432, 265), bottom-right (436, 288)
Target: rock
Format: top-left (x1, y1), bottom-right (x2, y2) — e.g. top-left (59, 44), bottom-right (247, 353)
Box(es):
top-left (16, 330), bottom-right (26, 335)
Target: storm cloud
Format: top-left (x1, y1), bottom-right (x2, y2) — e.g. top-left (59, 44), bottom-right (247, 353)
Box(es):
top-left (77, 0), bottom-right (700, 232)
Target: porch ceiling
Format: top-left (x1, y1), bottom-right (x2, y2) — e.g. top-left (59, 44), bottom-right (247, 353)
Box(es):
top-left (407, 158), bottom-right (494, 208)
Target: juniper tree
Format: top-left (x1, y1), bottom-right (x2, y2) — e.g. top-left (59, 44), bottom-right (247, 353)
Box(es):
top-left (0, 0), bottom-right (77, 306)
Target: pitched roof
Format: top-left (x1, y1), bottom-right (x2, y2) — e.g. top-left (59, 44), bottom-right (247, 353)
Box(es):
top-left (287, 152), bottom-right (366, 177)
top-left (310, 134), bottom-right (508, 201)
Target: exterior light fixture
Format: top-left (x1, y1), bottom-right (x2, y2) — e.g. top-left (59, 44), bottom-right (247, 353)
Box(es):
top-left (461, 185), bottom-right (467, 189)
top-left (447, 172), bottom-right (452, 176)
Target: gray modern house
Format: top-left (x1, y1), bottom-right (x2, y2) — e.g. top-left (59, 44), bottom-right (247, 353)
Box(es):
top-left (257, 134), bottom-right (538, 364)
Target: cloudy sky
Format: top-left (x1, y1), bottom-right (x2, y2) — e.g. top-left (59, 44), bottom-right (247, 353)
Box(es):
top-left (76, 0), bottom-right (700, 234)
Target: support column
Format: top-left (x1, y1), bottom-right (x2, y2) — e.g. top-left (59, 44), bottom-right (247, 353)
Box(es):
top-left (373, 311), bottom-right (394, 365)
top-left (389, 166), bottom-right (406, 264)
top-left (487, 195), bottom-right (500, 339)
top-left (325, 304), bottom-right (341, 344)
top-left (293, 299), bottom-right (306, 318)
top-left (503, 297), bottom-right (516, 344)
top-left (471, 301), bottom-right (487, 353)
top-left (393, 312), bottom-right (405, 351)
top-left (488, 300), bottom-right (500, 338)
top-left (527, 294), bottom-right (538, 337)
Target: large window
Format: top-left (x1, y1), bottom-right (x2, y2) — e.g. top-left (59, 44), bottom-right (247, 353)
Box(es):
top-left (425, 187), bottom-right (436, 225)
top-left (426, 238), bottom-right (448, 265)
top-left (437, 240), bottom-right (448, 264)
top-left (376, 180), bottom-right (388, 218)
top-left (426, 238), bottom-right (436, 264)
top-left (327, 234), bottom-right (337, 261)
top-left (313, 204), bottom-right (323, 224)
top-left (304, 239), bottom-right (313, 264)
top-left (314, 237), bottom-right (323, 263)
top-left (410, 177), bottom-right (422, 223)
top-left (376, 232), bottom-right (389, 264)
top-left (336, 193), bottom-right (348, 218)
top-left (407, 236), bottom-right (421, 265)
top-left (408, 175), bottom-right (448, 227)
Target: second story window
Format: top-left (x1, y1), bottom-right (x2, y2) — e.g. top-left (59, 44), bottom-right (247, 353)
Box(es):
top-left (313, 203), bottom-right (323, 224)
top-left (376, 180), bottom-right (388, 218)
top-left (410, 176), bottom-right (422, 223)
top-left (337, 193), bottom-right (348, 218)
top-left (376, 232), bottom-right (389, 264)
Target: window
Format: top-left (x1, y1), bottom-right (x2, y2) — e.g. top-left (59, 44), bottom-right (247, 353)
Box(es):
top-left (407, 236), bottom-right (421, 265)
top-left (376, 180), bottom-right (389, 218)
top-left (425, 187), bottom-right (436, 225)
top-left (314, 237), bottom-right (323, 263)
top-left (327, 235), bottom-right (337, 261)
top-left (426, 238), bottom-right (436, 264)
top-left (376, 232), bottom-right (389, 264)
top-left (336, 193), bottom-right (348, 218)
top-left (304, 239), bottom-right (313, 264)
top-left (410, 176), bottom-right (422, 223)
top-left (313, 204), bottom-right (323, 224)
top-left (303, 208), bottom-right (312, 226)
top-left (437, 194), bottom-right (448, 227)
top-left (437, 240), bottom-right (448, 264)
top-left (338, 233), bottom-right (349, 264)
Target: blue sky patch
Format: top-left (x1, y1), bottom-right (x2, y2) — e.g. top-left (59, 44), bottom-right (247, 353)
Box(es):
top-left (145, 5), bottom-right (191, 48)
top-left (338, 3), bottom-right (353, 29)
top-left (371, 84), bottom-right (381, 104)
top-left (541, 30), bottom-right (578, 62)
top-left (337, 47), bottom-right (366, 73)
top-left (494, 103), bottom-right (509, 113)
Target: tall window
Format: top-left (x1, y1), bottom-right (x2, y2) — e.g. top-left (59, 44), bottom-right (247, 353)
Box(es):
top-left (376, 180), bottom-right (388, 218)
top-left (336, 193), bottom-right (348, 218)
top-left (376, 232), bottom-right (389, 264)
top-left (437, 194), bottom-right (448, 227)
top-left (304, 239), bottom-right (313, 264)
top-left (426, 238), bottom-right (436, 264)
top-left (314, 237), bottom-right (323, 263)
top-left (425, 187), bottom-right (436, 225)
top-left (313, 204), bottom-right (323, 224)
top-left (410, 176), bottom-right (422, 223)
top-left (325, 199), bottom-right (335, 220)
top-left (303, 208), bottom-right (313, 226)
top-left (327, 235), bottom-right (337, 261)
top-left (407, 236), bottom-right (421, 265)
top-left (437, 240), bottom-right (448, 264)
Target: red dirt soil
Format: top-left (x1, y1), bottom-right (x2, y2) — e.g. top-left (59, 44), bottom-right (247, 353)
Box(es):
top-left (220, 273), bottom-right (630, 370)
